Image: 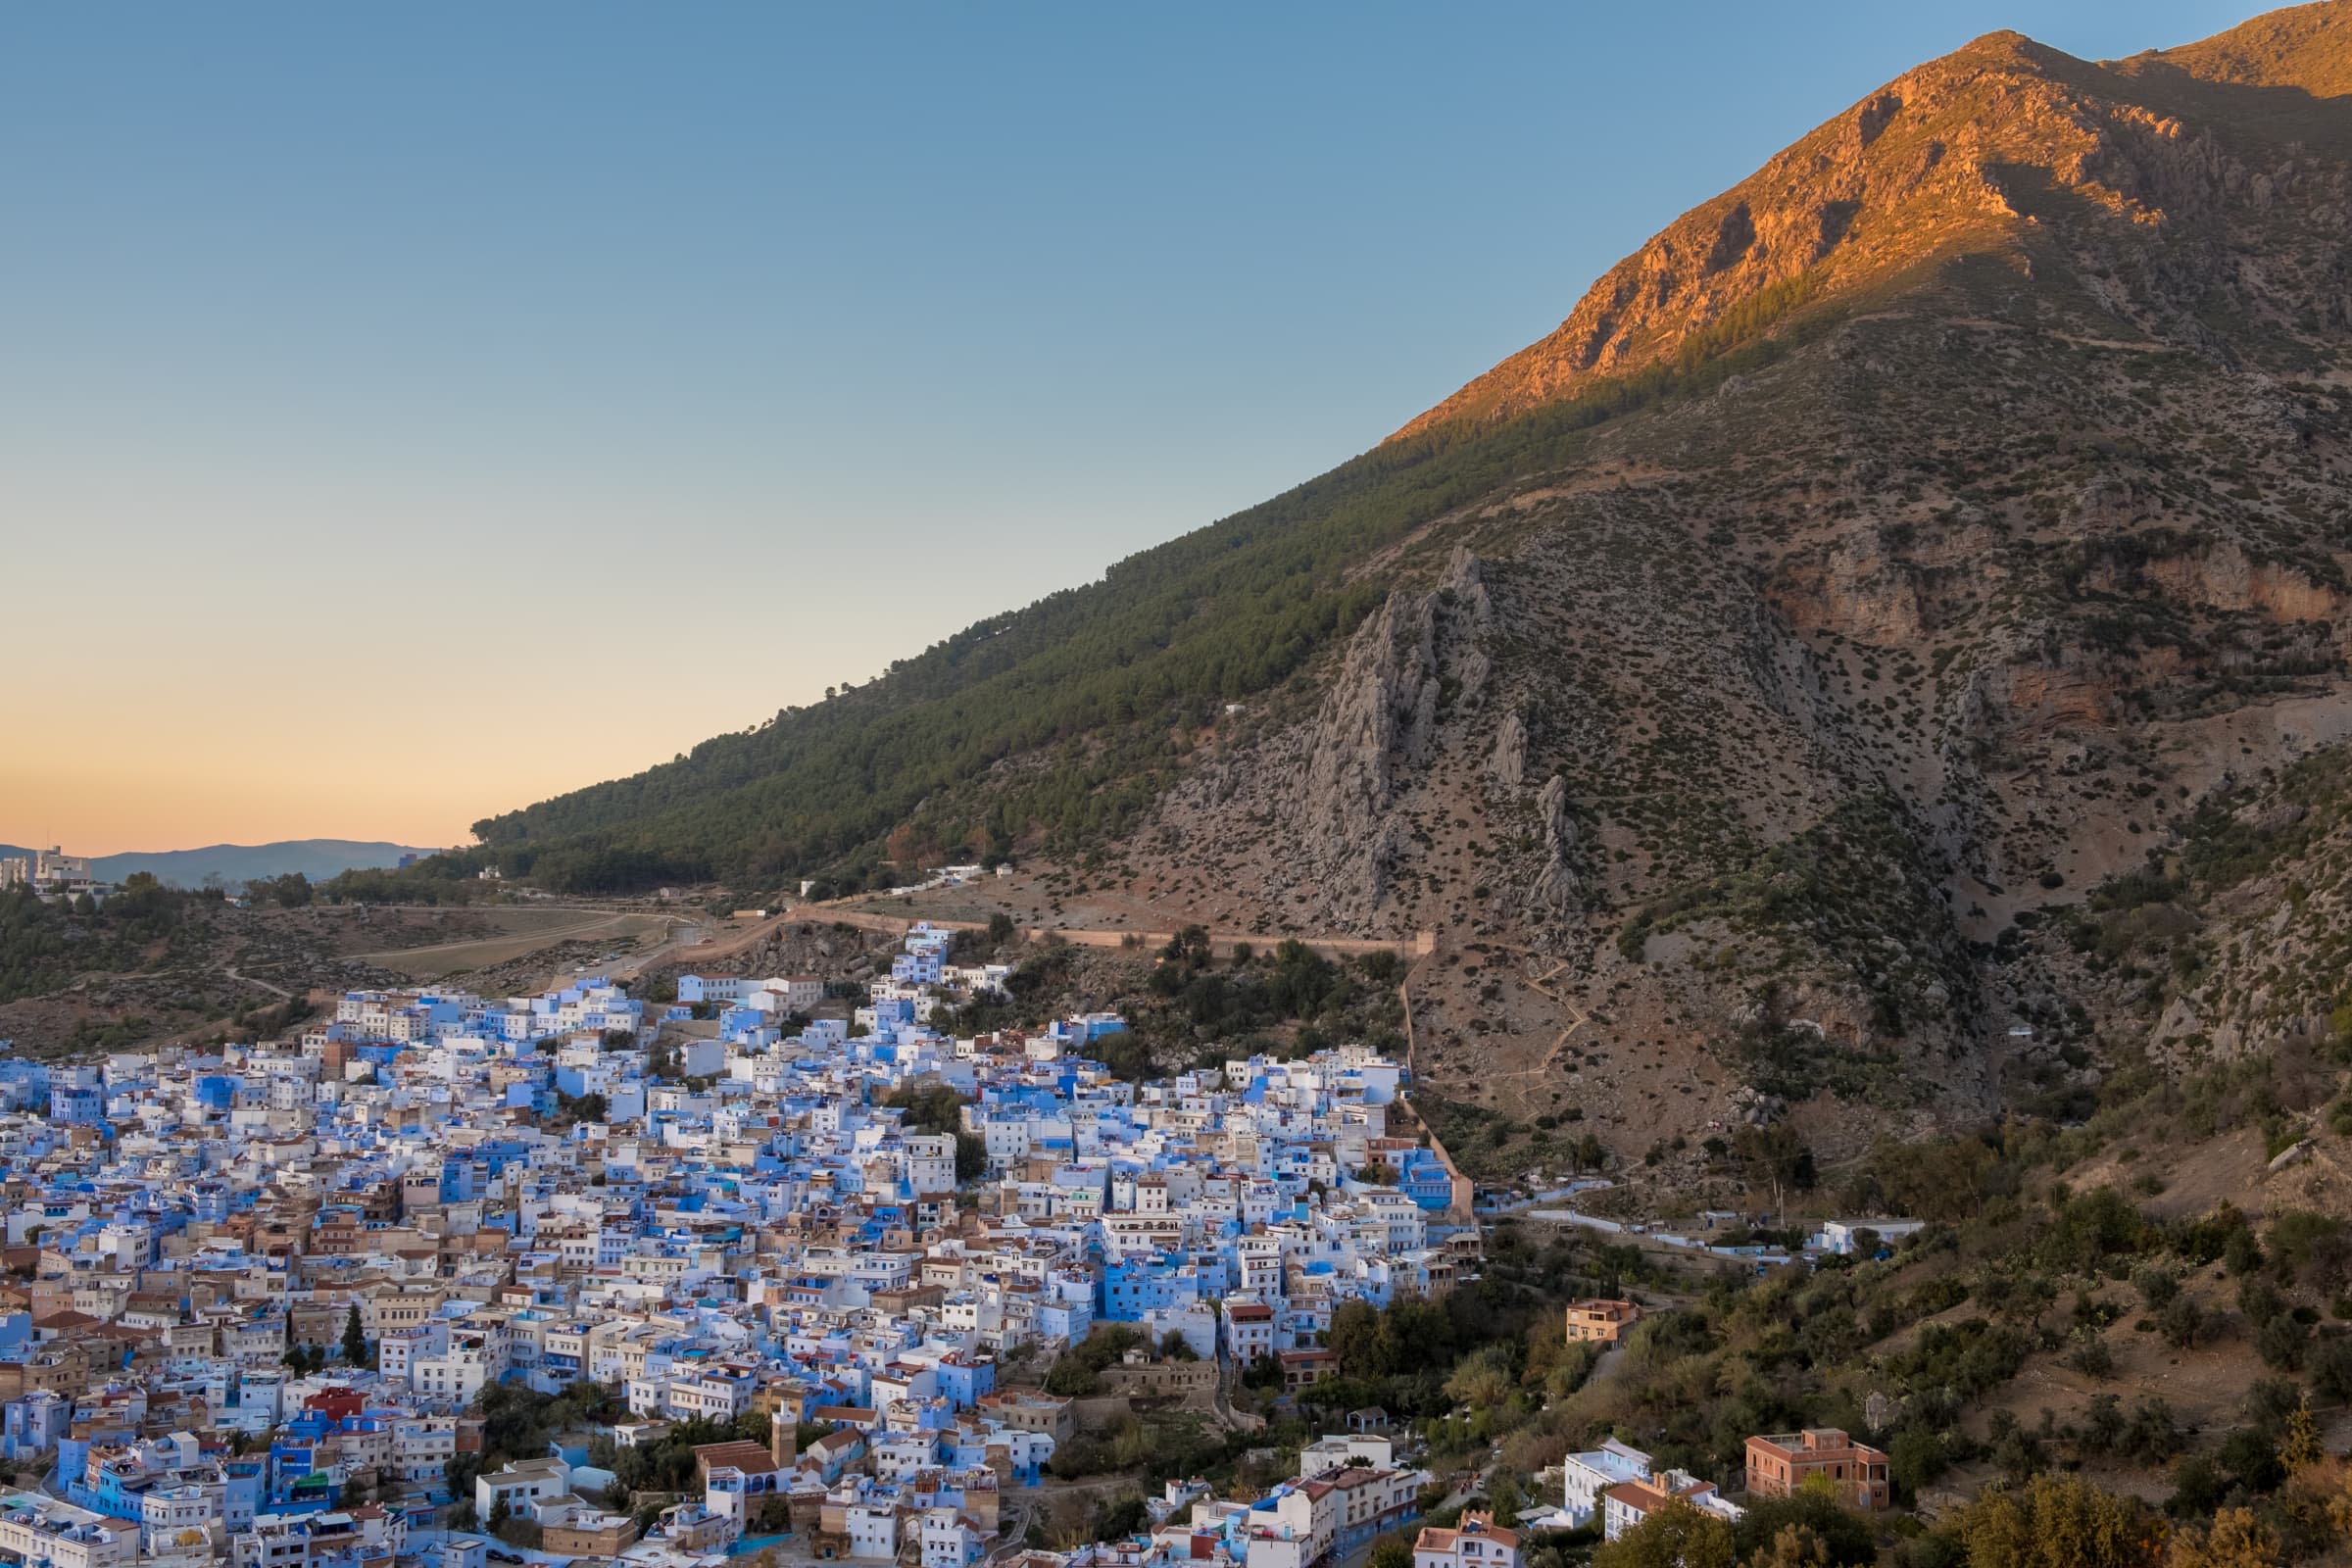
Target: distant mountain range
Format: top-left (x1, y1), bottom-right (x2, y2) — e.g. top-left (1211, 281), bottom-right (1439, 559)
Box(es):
top-left (0, 839), bottom-right (443, 888)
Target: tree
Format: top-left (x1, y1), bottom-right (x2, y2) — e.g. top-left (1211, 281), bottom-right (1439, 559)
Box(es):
top-left (2167, 1507), bottom-right (2279, 1568)
top-left (1734, 1123), bottom-right (1817, 1190)
top-left (2255, 1312), bottom-right (2309, 1372)
top-left (1748, 1525), bottom-right (1836, 1568)
top-left (2159, 1295), bottom-right (2210, 1349)
top-left (1593, 1498), bottom-right (1735, 1568)
top-left (342, 1304), bottom-right (368, 1366)
top-left (1733, 1490), bottom-right (1874, 1567)
top-left (446, 1452), bottom-right (484, 1506)
top-left (2081, 1394), bottom-right (2125, 1455)
top-left (488, 1492), bottom-right (513, 1534)
top-left (2120, 1396), bottom-right (2182, 1463)
top-left (2279, 1397), bottom-right (2323, 1474)
top-left (1444, 1347), bottom-right (1513, 1411)
top-left (1946, 1474), bottom-right (2156, 1568)
top-left (955, 1133), bottom-right (989, 1182)
top-left (1366, 1532), bottom-right (1416, 1568)
top-left (884, 1079), bottom-right (971, 1139)
top-left (247, 871), bottom-right (315, 908)
top-left (1090, 1494), bottom-right (1151, 1542)
top-left (1328, 1299), bottom-right (1390, 1380)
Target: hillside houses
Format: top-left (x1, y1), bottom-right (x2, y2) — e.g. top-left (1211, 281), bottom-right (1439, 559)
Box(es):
top-left (0, 917), bottom-right (1502, 1568)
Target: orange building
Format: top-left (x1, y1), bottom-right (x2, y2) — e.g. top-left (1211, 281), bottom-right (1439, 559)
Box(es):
top-left (1563, 1298), bottom-right (1642, 1345)
top-left (1743, 1428), bottom-right (1891, 1510)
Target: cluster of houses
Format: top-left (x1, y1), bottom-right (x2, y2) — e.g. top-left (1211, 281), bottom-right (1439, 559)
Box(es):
top-left (1520, 1422), bottom-right (1887, 1540)
top-left (0, 923), bottom-right (1490, 1568)
top-left (0, 917), bottom-right (1892, 1568)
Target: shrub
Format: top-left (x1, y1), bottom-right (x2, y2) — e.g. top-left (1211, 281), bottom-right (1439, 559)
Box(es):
top-left (2067, 1338), bottom-right (2116, 1380)
top-left (2158, 1295), bottom-right (2211, 1349)
top-left (2310, 1334), bottom-right (2352, 1399)
top-left (2119, 1396), bottom-right (2181, 1462)
top-left (2256, 1312), bottom-right (2310, 1371)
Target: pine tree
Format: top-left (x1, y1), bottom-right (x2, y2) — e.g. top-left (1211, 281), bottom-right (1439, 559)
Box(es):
top-left (342, 1304), bottom-right (368, 1366)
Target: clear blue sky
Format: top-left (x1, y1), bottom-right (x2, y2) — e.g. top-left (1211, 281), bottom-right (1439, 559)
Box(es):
top-left (1, 0), bottom-right (2253, 851)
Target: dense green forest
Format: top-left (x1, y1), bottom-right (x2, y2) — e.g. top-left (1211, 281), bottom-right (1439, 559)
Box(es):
top-left (375, 317), bottom-right (1821, 897)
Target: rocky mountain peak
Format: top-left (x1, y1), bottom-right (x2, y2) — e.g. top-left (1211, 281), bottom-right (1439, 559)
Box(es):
top-left (1391, 3), bottom-right (2352, 442)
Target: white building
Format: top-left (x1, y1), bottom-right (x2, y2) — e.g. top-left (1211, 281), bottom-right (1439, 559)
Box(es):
top-left (1561, 1440), bottom-right (1652, 1527)
top-left (1414, 1511), bottom-right (1518, 1568)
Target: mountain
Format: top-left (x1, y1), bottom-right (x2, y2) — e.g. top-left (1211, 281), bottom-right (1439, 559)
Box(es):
top-left (0, 840), bottom-right (441, 888)
top-left (466, 6), bottom-right (2352, 1160)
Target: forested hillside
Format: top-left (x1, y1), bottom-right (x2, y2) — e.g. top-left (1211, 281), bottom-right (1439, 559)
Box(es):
top-left (459, 330), bottom-right (1805, 894)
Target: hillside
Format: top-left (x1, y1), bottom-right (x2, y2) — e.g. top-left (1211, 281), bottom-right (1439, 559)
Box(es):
top-left (460, 6), bottom-right (2352, 1161)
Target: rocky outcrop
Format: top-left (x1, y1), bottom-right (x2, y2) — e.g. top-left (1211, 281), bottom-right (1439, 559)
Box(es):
top-left (1526, 774), bottom-right (1581, 915)
top-left (1296, 589), bottom-right (1436, 906)
top-left (1489, 710), bottom-right (1529, 788)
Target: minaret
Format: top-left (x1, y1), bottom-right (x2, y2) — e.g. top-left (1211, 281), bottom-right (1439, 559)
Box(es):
top-left (771, 1402), bottom-right (798, 1466)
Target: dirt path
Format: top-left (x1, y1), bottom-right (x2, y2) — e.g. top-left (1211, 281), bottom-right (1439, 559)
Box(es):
top-left (811, 896), bottom-right (1434, 963)
top-left (346, 909), bottom-right (636, 965)
top-left (609, 909), bottom-right (800, 981)
top-left (222, 965), bottom-right (292, 1000)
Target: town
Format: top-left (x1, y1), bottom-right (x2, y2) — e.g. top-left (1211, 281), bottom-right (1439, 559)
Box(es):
top-left (0, 911), bottom-right (1926, 1568)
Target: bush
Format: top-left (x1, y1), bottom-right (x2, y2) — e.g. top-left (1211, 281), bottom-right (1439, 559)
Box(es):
top-left (2239, 1278), bottom-right (2285, 1328)
top-left (2165, 1456), bottom-right (2227, 1519)
top-left (2078, 1394), bottom-right (2123, 1455)
top-left (2158, 1295), bottom-right (2212, 1349)
top-left (1887, 1429), bottom-right (1948, 1495)
top-left (1044, 1325), bottom-right (1149, 1396)
top-left (2119, 1396), bottom-right (2181, 1462)
top-left (2256, 1312), bottom-right (2310, 1371)
top-left (2067, 1338), bottom-right (2115, 1380)
top-left (2310, 1334), bottom-right (2352, 1399)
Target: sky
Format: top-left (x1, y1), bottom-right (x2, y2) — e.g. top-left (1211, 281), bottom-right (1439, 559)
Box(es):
top-left (1, 0), bottom-right (2255, 855)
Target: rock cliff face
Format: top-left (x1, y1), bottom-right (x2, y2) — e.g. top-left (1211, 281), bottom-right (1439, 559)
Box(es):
top-left (1288, 548), bottom-right (1496, 918)
top-left (1119, 5), bottom-right (2352, 1167)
